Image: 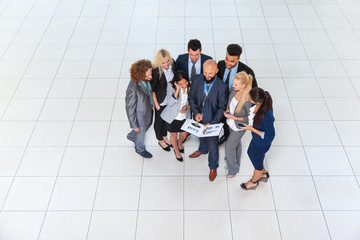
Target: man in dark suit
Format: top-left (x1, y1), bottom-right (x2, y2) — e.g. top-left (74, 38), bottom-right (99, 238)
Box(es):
top-left (217, 44), bottom-right (258, 145)
top-left (188, 60), bottom-right (228, 181)
top-left (175, 39), bottom-right (212, 82)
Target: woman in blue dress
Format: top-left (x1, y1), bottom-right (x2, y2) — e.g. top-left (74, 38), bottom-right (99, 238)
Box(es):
top-left (240, 87), bottom-right (275, 190)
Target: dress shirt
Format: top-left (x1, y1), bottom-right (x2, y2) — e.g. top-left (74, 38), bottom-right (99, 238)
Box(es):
top-left (188, 55), bottom-right (201, 78)
top-left (223, 62), bottom-right (239, 90)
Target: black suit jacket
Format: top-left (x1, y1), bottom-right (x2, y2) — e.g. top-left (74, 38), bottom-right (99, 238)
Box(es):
top-left (151, 63), bottom-right (176, 104)
top-left (217, 60), bottom-right (258, 88)
top-left (175, 53), bottom-right (212, 76)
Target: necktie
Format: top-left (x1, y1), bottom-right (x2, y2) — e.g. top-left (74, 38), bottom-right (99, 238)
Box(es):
top-left (191, 61), bottom-right (196, 81)
top-left (144, 81), bottom-right (153, 106)
top-left (203, 84), bottom-right (209, 106)
top-left (225, 68), bottom-right (232, 87)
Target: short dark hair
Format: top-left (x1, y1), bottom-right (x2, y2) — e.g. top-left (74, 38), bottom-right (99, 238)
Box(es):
top-left (227, 44), bottom-right (242, 57)
top-left (187, 39), bottom-right (202, 52)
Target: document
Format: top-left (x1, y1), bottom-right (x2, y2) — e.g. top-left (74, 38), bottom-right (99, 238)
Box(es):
top-left (180, 119), bottom-right (223, 138)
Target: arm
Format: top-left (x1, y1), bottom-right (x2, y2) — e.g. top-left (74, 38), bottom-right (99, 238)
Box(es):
top-left (151, 69), bottom-right (161, 110)
top-left (125, 86), bottom-right (139, 130)
top-left (188, 80), bottom-right (200, 117)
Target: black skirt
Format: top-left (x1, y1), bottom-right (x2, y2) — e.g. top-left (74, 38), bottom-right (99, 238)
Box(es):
top-left (166, 119), bottom-right (186, 133)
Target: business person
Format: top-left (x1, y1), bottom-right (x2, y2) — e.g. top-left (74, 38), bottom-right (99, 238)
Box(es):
top-left (224, 72), bottom-right (254, 178)
top-left (188, 60), bottom-right (228, 181)
top-left (217, 44), bottom-right (258, 145)
top-left (175, 39), bottom-right (212, 82)
top-left (151, 49), bottom-right (175, 151)
top-left (240, 87), bottom-right (275, 190)
top-left (161, 71), bottom-right (190, 162)
top-left (125, 59), bottom-right (154, 158)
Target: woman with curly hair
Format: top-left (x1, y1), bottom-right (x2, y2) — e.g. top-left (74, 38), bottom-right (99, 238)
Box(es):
top-left (151, 49), bottom-right (176, 151)
top-left (125, 59), bottom-right (154, 158)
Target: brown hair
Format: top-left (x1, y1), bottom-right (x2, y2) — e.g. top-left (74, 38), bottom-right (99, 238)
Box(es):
top-left (250, 87), bottom-right (273, 127)
top-left (130, 59), bottom-right (152, 82)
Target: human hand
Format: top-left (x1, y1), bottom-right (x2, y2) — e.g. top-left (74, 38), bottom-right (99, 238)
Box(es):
top-left (239, 124), bottom-right (252, 131)
top-left (195, 114), bottom-right (202, 124)
top-left (180, 106), bottom-right (187, 113)
top-left (155, 104), bottom-right (160, 111)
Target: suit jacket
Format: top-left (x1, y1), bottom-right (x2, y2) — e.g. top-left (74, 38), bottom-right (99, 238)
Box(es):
top-left (175, 53), bottom-right (212, 75)
top-left (251, 108), bottom-right (275, 147)
top-left (217, 60), bottom-right (258, 88)
top-left (160, 86), bottom-right (191, 124)
top-left (125, 80), bottom-right (153, 129)
top-left (227, 89), bottom-right (254, 129)
top-left (151, 63), bottom-right (176, 105)
top-left (189, 75), bottom-right (228, 124)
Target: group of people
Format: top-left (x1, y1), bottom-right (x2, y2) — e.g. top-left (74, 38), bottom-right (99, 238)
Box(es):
top-left (125, 39), bottom-right (275, 190)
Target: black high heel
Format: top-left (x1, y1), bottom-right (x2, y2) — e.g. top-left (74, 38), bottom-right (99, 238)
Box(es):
top-left (240, 179), bottom-right (259, 190)
top-left (158, 142), bottom-right (170, 152)
top-left (179, 147), bottom-right (184, 153)
top-left (259, 172), bottom-right (270, 183)
top-left (174, 150), bottom-right (183, 162)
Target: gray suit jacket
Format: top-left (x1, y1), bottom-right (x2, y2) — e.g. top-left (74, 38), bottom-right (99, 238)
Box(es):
top-left (161, 85), bottom-right (191, 124)
top-left (227, 89), bottom-right (254, 129)
top-left (125, 80), bottom-right (153, 129)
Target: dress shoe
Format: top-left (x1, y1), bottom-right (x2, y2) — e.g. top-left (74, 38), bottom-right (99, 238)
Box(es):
top-left (226, 174), bottom-right (236, 178)
top-left (126, 134), bottom-right (134, 143)
top-left (137, 150), bottom-right (152, 158)
top-left (158, 142), bottom-right (170, 152)
top-left (209, 169), bottom-right (217, 181)
top-left (218, 135), bottom-right (228, 145)
top-left (174, 150), bottom-right (183, 162)
top-left (179, 147), bottom-right (184, 153)
top-left (189, 150), bottom-right (202, 158)
top-left (240, 179), bottom-right (258, 190)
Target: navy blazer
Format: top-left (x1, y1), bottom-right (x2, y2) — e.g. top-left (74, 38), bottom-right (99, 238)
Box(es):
top-left (252, 108), bottom-right (275, 147)
top-left (217, 60), bottom-right (258, 88)
top-left (175, 53), bottom-right (212, 75)
top-left (189, 75), bottom-right (228, 124)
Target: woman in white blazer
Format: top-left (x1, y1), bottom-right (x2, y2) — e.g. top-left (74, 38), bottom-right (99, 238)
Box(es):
top-left (161, 71), bottom-right (191, 162)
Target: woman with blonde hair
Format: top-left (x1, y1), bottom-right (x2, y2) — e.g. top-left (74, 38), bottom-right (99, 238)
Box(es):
top-left (224, 72), bottom-right (254, 178)
top-left (151, 49), bottom-right (176, 151)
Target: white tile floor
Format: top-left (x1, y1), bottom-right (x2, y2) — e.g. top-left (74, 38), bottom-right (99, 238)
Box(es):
top-left (0, 0), bottom-right (360, 239)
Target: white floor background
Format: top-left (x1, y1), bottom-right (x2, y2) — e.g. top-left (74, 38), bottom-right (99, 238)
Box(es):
top-left (1, 0), bottom-right (360, 239)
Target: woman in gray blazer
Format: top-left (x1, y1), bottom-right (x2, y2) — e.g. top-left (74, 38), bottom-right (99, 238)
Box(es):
top-left (224, 72), bottom-right (254, 177)
top-left (161, 71), bottom-right (191, 162)
top-left (125, 59), bottom-right (154, 158)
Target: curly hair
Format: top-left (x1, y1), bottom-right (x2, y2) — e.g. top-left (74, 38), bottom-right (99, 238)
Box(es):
top-left (130, 59), bottom-right (152, 82)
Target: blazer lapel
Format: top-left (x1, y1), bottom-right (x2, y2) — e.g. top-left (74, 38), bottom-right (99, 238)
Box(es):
top-left (204, 77), bottom-right (219, 102)
top-left (137, 82), bottom-right (152, 98)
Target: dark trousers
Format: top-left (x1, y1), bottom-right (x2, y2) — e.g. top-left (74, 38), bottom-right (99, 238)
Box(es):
top-left (199, 136), bottom-right (219, 170)
top-left (154, 105), bottom-right (168, 140)
top-left (220, 116), bottom-right (230, 139)
top-left (247, 140), bottom-right (271, 171)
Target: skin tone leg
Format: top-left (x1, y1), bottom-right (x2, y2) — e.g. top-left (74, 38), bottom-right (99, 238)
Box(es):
top-left (245, 169), bottom-right (263, 188)
top-left (163, 136), bottom-right (171, 146)
top-left (170, 132), bottom-right (182, 158)
top-left (178, 132), bottom-right (189, 150)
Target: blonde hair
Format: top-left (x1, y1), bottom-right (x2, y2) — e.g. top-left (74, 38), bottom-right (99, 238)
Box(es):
top-left (153, 49), bottom-right (173, 77)
top-left (233, 71), bottom-right (253, 114)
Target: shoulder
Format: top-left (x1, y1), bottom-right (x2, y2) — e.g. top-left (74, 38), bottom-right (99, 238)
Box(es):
top-left (264, 108), bottom-right (275, 121)
top-left (238, 61), bottom-right (254, 73)
top-left (201, 53), bottom-right (212, 60)
top-left (215, 77), bottom-right (227, 89)
top-left (176, 53), bottom-right (188, 61)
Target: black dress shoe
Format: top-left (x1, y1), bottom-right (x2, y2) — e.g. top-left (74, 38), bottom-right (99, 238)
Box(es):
top-left (218, 135), bottom-right (228, 145)
top-left (179, 147), bottom-right (184, 153)
top-left (158, 142), bottom-right (170, 152)
top-left (174, 150), bottom-right (183, 162)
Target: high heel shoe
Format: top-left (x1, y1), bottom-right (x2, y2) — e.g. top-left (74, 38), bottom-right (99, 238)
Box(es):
top-left (179, 147), bottom-right (184, 153)
top-left (174, 150), bottom-right (183, 162)
top-left (240, 179), bottom-right (258, 190)
top-left (258, 172), bottom-right (270, 183)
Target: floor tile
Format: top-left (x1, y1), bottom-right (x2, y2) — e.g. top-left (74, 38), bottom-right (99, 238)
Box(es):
top-left (49, 177), bottom-right (98, 210)
top-left (184, 211), bottom-right (232, 240)
top-left (231, 211), bottom-right (281, 240)
top-left (0, 122), bottom-right (35, 147)
top-left (0, 211), bottom-right (45, 240)
top-left (93, 177), bottom-right (141, 210)
top-left (290, 98), bottom-right (331, 120)
top-left (136, 211), bottom-right (183, 240)
top-left (29, 122), bottom-right (73, 147)
top-left (297, 121), bottom-right (342, 146)
top-left (324, 211), bottom-right (360, 240)
top-left (88, 211), bottom-right (137, 240)
top-left (314, 176), bottom-right (360, 210)
top-left (317, 77), bottom-right (357, 97)
top-left (334, 121), bottom-right (360, 146)
top-left (68, 121), bottom-right (110, 146)
top-left (277, 211), bottom-right (330, 240)
top-left (39, 99), bottom-right (80, 121)
top-left (283, 77), bottom-right (322, 97)
top-left (345, 147), bottom-right (360, 175)
top-left (326, 98), bottom-right (360, 120)
top-left (39, 211), bottom-right (91, 240)
top-left (139, 176), bottom-right (183, 210)
top-left (17, 147), bottom-right (64, 176)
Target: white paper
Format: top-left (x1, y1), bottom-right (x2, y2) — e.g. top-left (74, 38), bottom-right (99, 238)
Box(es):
top-left (180, 119), bottom-right (223, 137)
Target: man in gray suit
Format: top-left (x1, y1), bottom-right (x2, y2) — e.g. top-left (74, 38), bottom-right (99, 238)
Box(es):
top-left (125, 59), bottom-right (154, 158)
